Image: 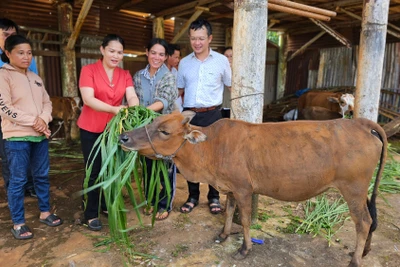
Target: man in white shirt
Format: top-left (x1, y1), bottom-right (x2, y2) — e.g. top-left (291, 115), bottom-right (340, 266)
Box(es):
top-left (177, 19), bottom-right (231, 215)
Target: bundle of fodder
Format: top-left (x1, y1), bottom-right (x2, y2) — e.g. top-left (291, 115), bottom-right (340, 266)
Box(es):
top-left (83, 106), bottom-right (170, 245)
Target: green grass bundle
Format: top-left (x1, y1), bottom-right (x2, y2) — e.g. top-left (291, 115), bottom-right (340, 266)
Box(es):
top-left (83, 106), bottom-right (170, 245)
top-left (296, 194), bottom-right (350, 245)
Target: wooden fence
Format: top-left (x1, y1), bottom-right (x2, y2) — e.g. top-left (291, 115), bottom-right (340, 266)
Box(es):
top-left (379, 88), bottom-right (400, 122)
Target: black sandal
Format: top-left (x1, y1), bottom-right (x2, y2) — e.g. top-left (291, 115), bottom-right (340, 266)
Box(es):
top-left (11, 225), bottom-right (33, 240)
top-left (83, 218), bottom-right (102, 231)
top-left (208, 198), bottom-right (223, 215)
top-left (180, 197), bottom-right (198, 214)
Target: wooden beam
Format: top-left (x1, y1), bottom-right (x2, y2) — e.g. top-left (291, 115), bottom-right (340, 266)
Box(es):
top-left (309, 18), bottom-right (351, 48)
top-left (155, 0), bottom-right (215, 18)
top-left (338, 7), bottom-right (400, 39)
top-left (287, 31), bottom-right (326, 62)
top-left (268, 3), bottom-right (331, 21)
top-left (117, 0), bottom-right (145, 10)
top-left (170, 7), bottom-right (207, 43)
top-left (67, 0), bottom-right (93, 50)
top-left (382, 116), bottom-right (400, 138)
top-left (269, 0), bottom-right (336, 17)
top-left (208, 13), bottom-right (233, 21)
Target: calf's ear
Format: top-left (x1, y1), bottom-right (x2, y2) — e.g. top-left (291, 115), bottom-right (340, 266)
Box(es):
top-left (184, 130), bottom-right (207, 144)
top-left (181, 111), bottom-right (196, 124)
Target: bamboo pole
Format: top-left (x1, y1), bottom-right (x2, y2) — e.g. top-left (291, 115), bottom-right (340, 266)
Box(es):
top-left (268, 3), bottom-right (331, 21)
top-left (309, 18), bottom-right (352, 48)
top-left (269, 0), bottom-right (336, 17)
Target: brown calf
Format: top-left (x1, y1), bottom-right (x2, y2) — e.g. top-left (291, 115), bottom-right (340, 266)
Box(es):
top-left (50, 96), bottom-right (81, 141)
top-left (298, 91), bottom-right (354, 118)
top-left (300, 106), bottom-right (343, 120)
top-left (119, 111), bottom-right (387, 267)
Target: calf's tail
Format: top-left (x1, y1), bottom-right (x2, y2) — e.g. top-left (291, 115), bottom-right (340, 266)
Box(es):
top-left (367, 127), bottom-right (388, 233)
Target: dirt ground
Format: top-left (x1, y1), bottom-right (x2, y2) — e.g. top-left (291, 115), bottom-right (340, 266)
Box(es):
top-left (0, 140), bottom-right (400, 267)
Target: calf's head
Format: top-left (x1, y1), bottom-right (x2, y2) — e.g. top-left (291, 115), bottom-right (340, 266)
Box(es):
top-left (119, 111), bottom-right (207, 159)
top-left (327, 93), bottom-right (354, 117)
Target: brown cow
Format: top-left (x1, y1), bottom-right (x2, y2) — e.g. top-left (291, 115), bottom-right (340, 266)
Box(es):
top-left (301, 106), bottom-right (343, 120)
top-left (297, 91), bottom-right (354, 119)
top-left (119, 111), bottom-right (387, 267)
top-left (50, 96), bottom-right (81, 141)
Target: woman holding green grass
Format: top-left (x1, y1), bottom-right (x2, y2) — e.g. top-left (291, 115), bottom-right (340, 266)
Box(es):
top-left (133, 38), bottom-right (178, 220)
top-left (78, 34), bottom-right (139, 231)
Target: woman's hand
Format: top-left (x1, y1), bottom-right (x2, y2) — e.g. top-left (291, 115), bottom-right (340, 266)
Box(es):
top-left (33, 117), bottom-right (51, 138)
top-left (33, 117), bottom-right (48, 133)
top-left (112, 105), bottom-right (127, 115)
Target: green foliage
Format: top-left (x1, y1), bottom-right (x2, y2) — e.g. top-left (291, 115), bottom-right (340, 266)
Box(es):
top-left (370, 146), bottom-right (400, 195)
top-left (83, 106), bottom-right (170, 248)
top-left (250, 224), bottom-right (262, 230)
top-left (171, 244), bottom-right (189, 257)
top-left (280, 216), bottom-right (302, 234)
top-left (258, 211), bottom-right (273, 222)
top-left (267, 31), bottom-right (279, 45)
top-left (296, 194), bottom-right (350, 245)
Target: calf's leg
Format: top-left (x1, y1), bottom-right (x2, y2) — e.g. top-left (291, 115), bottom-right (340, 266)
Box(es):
top-left (216, 193), bottom-right (235, 243)
top-left (233, 192), bottom-right (253, 260)
top-left (339, 185), bottom-right (372, 267)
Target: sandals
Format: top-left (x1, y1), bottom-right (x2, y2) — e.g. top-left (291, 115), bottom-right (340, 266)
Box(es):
top-left (40, 214), bottom-right (63, 227)
top-left (83, 218), bottom-right (102, 231)
top-left (209, 198), bottom-right (223, 215)
top-left (11, 225), bottom-right (33, 240)
top-left (180, 197), bottom-right (198, 214)
top-left (143, 206), bottom-right (154, 216)
top-left (155, 208), bottom-right (170, 221)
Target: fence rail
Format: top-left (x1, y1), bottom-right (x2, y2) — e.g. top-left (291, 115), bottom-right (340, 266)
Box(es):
top-left (379, 88), bottom-right (400, 121)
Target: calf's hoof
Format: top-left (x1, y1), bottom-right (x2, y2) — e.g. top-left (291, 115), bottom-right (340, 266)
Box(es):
top-left (232, 250), bottom-right (248, 260)
top-left (362, 247), bottom-right (371, 257)
top-left (215, 234), bottom-right (228, 244)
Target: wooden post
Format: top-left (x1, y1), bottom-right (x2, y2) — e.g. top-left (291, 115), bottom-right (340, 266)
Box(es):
top-left (58, 2), bottom-right (79, 141)
top-left (153, 17), bottom-right (165, 38)
top-left (225, 27), bottom-right (232, 47)
top-left (58, 3), bottom-right (78, 98)
top-left (355, 0), bottom-right (390, 121)
top-left (276, 32), bottom-right (287, 99)
top-left (31, 33), bottom-right (46, 81)
top-left (232, 0), bottom-right (267, 224)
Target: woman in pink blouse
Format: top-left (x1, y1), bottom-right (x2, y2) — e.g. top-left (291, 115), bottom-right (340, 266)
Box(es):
top-left (77, 34), bottom-right (139, 231)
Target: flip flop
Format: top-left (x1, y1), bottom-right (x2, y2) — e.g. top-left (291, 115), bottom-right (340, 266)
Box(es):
top-left (155, 208), bottom-right (170, 221)
top-left (11, 225), bottom-right (33, 240)
top-left (143, 206), bottom-right (154, 216)
top-left (209, 198), bottom-right (223, 215)
top-left (40, 214), bottom-right (63, 227)
top-left (180, 197), bottom-right (198, 214)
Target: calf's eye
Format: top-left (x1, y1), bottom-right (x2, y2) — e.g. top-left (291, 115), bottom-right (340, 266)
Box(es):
top-left (160, 130), bottom-right (170, 135)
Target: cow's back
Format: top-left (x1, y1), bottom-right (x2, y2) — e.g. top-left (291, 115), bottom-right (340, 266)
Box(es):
top-left (190, 118), bottom-right (384, 202)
